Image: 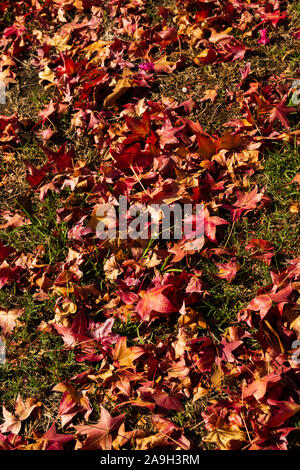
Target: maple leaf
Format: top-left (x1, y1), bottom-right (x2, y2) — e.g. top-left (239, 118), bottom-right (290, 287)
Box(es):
top-left (38, 99), bottom-right (57, 124)
top-left (259, 9), bottom-right (287, 27)
top-left (199, 87), bottom-right (219, 103)
top-left (153, 391), bottom-right (183, 411)
top-left (40, 423), bottom-right (75, 450)
top-left (75, 406), bottom-right (124, 450)
top-left (209, 28), bottom-right (233, 44)
top-left (136, 285), bottom-right (178, 322)
top-left (267, 400), bottom-right (300, 428)
top-left (103, 76), bottom-right (133, 108)
top-left (24, 423), bottom-right (75, 450)
top-left (245, 238), bottom-right (274, 265)
top-left (0, 266), bottom-right (23, 289)
top-left (268, 97), bottom-right (297, 129)
top-left (42, 143), bottom-right (74, 172)
top-left (111, 142), bottom-right (142, 170)
top-left (39, 65), bottom-right (56, 85)
top-left (113, 336), bottom-right (144, 369)
top-left (112, 422), bottom-right (140, 450)
top-left (247, 285), bottom-right (293, 319)
top-left (0, 408), bottom-right (20, 435)
top-left (216, 133), bottom-right (242, 151)
top-left (54, 318), bottom-right (105, 362)
top-left (0, 211), bottom-right (31, 229)
top-left (0, 307), bottom-right (24, 335)
top-left (153, 55), bottom-right (184, 73)
top-left (25, 161), bottom-right (50, 188)
top-left (258, 28), bottom-right (270, 45)
top-left (214, 259), bottom-right (240, 282)
top-left (151, 415), bottom-right (190, 450)
top-left (204, 208), bottom-right (229, 243)
top-left (218, 338), bottom-right (243, 362)
top-left (225, 186), bottom-right (264, 222)
top-left (245, 239), bottom-right (274, 252)
top-left (196, 134), bottom-right (216, 157)
top-left (124, 111), bottom-right (151, 141)
top-left (0, 432), bottom-right (24, 450)
top-left (52, 382), bottom-right (92, 427)
top-left (194, 48), bottom-right (217, 65)
top-left (88, 317), bottom-right (119, 349)
top-left (156, 118), bottom-right (185, 149)
top-left (0, 394), bottom-right (41, 434)
top-left (203, 424), bottom-right (247, 450)
top-left (243, 372), bottom-right (281, 401)
top-left (240, 62), bottom-right (251, 82)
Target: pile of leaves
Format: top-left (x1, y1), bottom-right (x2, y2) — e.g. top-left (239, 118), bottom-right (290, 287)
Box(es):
top-left (0, 0), bottom-right (299, 450)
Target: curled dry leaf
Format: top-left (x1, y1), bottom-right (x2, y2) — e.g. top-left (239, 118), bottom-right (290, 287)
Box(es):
top-left (0, 307), bottom-right (24, 335)
top-left (0, 394), bottom-right (41, 435)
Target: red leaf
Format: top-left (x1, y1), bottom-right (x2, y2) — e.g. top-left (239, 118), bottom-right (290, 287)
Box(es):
top-left (136, 285), bottom-right (178, 322)
top-left (267, 400), bottom-right (300, 428)
top-left (42, 143), bottom-right (74, 172)
top-left (214, 259), bottom-right (240, 282)
top-left (52, 382), bottom-right (92, 427)
top-left (0, 242), bottom-right (15, 263)
top-left (268, 98), bottom-right (297, 129)
top-left (153, 392), bottom-right (183, 411)
top-left (156, 118), bottom-right (185, 148)
top-left (125, 111), bottom-right (151, 140)
top-left (227, 186), bottom-right (264, 222)
top-left (42, 423), bottom-right (75, 450)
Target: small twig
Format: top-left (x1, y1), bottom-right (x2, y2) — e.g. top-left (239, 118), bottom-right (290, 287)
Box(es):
top-left (130, 164), bottom-right (149, 197)
top-left (223, 221), bottom-right (235, 249)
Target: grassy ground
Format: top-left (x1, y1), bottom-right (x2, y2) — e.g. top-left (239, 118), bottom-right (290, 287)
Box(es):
top-left (0, 0), bottom-right (299, 450)
top-left (0, 142), bottom-right (298, 440)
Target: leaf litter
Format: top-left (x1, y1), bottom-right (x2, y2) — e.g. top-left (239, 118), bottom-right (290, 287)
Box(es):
top-left (0, 0), bottom-right (299, 451)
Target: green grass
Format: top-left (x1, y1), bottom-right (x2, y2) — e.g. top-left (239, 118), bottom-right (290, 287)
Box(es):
top-left (0, 292), bottom-right (89, 405)
top-left (255, 142), bottom-right (300, 255)
top-left (0, 193), bottom-right (69, 264)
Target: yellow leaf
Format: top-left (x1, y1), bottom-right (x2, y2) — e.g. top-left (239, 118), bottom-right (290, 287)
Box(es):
top-left (192, 385), bottom-right (209, 402)
top-left (103, 77), bottom-right (132, 108)
top-left (203, 425), bottom-right (247, 450)
top-left (210, 363), bottom-right (224, 389)
top-left (113, 337), bottom-right (144, 368)
top-left (39, 65), bottom-right (55, 84)
top-left (178, 307), bottom-right (207, 331)
top-left (54, 298), bottom-right (77, 318)
top-left (83, 40), bottom-right (112, 60)
top-left (49, 33), bottom-right (71, 51)
top-left (290, 202), bottom-right (300, 214)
